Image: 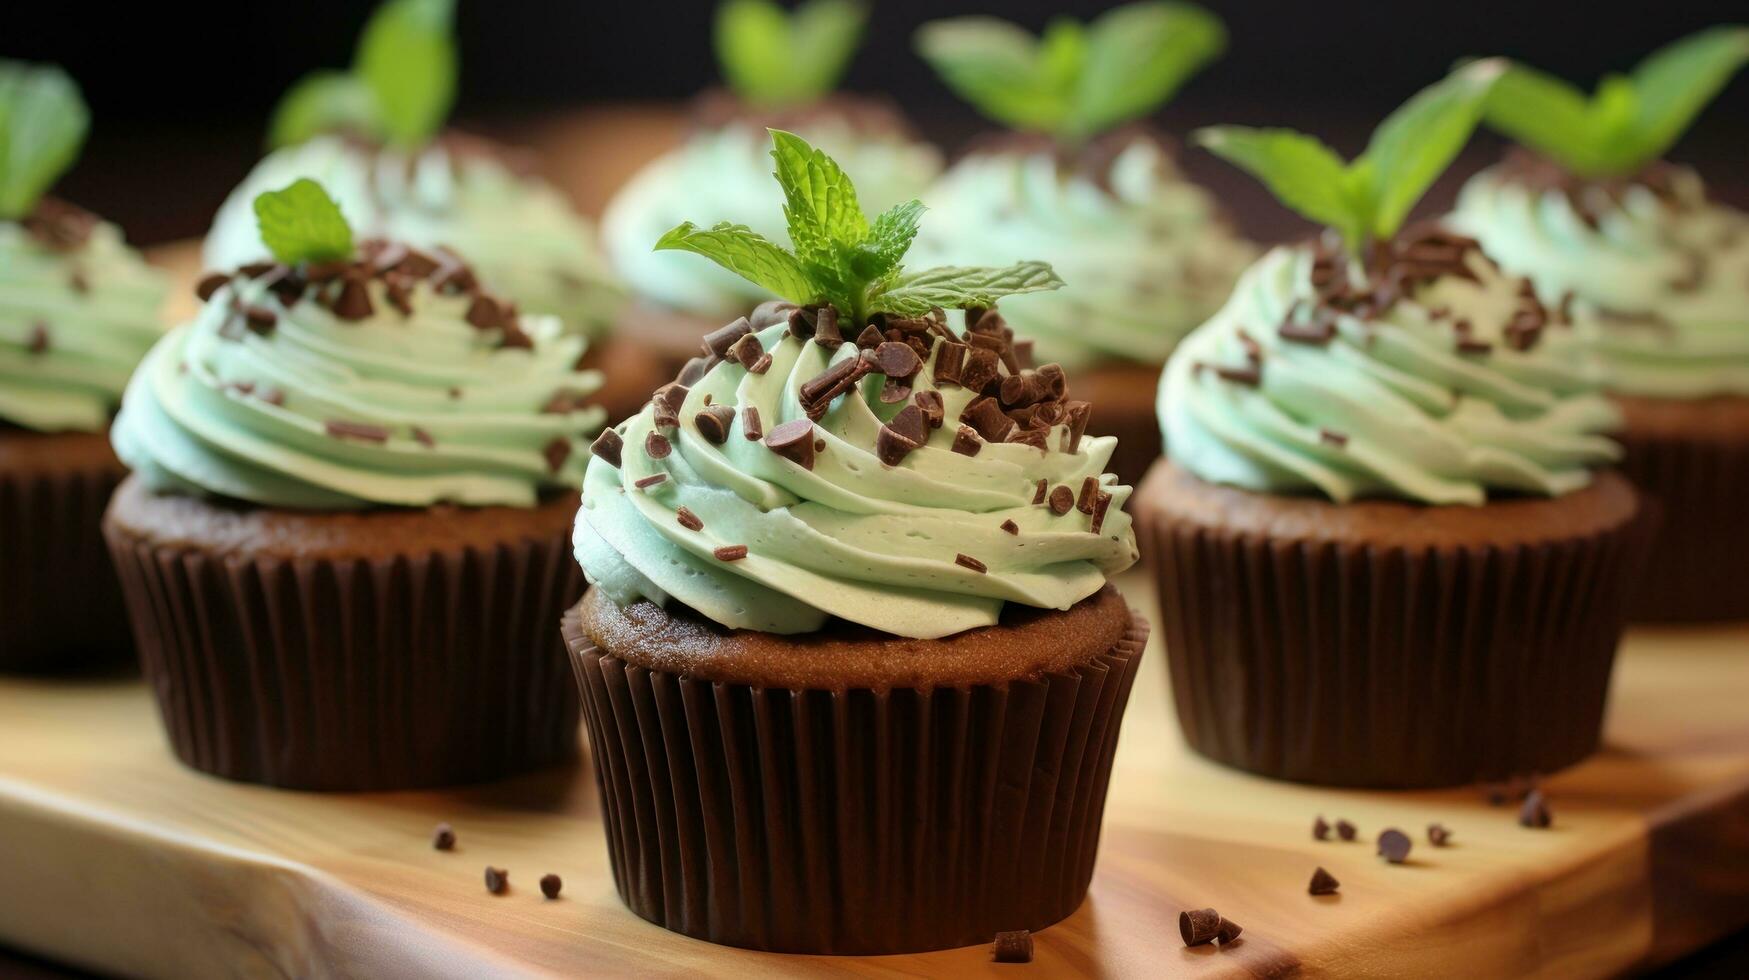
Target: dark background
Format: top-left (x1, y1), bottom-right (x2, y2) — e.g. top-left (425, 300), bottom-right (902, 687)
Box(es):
top-left (5, 0), bottom-right (1748, 244)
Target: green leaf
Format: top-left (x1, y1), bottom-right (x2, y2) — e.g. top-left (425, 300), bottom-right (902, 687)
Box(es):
top-left (266, 70), bottom-right (381, 150)
top-left (0, 60), bottom-right (90, 220)
top-left (1626, 26), bottom-right (1749, 168)
top-left (1072, 2), bottom-right (1226, 140)
top-left (865, 200), bottom-right (925, 272)
top-left (716, 0), bottom-right (867, 106)
top-left (769, 128), bottom-right (867, 250)
top-left (354, 0), bottom-right (458, 147)
top-left (654, 221), bottom-right (817, 305)
top-left (1355, 58), bottom-right (1503, 239)
top-left (1193, 126), bottom-right (1365, 246)
top-left (253, 179), bottom-right (356, 265)
top-left (1478, 61), bottom-right (1609, 175)
top-left (914, 17), bottom-right (1072, 134)
top-left (869, 261), bottom-right (1064, 317)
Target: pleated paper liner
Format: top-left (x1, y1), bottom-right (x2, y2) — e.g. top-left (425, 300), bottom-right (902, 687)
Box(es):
top-left (1137, 462), bottom-right (1644, 789)
top-left (1614, 394), bottom-right (1749, 622)
top-left (103, 477), bottom-right (584, 791)
top-left (562, 604), bottom-right (1148, 955)
top-left (0, 428), bottom-right (133, 674)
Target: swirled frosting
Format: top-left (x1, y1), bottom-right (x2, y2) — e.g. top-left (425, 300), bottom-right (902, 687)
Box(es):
top-left (575, 307), bottom-right (1138, 638)
top-left (602, 122), bottom-right (941, 318)
top-left (0, 206), bottom-right (166, 432)
top-left (1161, 233), bottom-right (1622, 506)
top-left (114, 244), bottom-right (603, 510)
top-left (203, 136), bottom-right (623, 338)
top-left (1451, 161), bottom-right (1749, 398)
top-left (912, 138), bottom-right (1253, 370)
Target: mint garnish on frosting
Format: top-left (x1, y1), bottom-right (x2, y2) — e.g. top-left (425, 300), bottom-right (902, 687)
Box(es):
top-left (268, 0), bottom-right (457, 149)
top-left (715, 0), bottom-right (867, 107)
top-left (915, 2), bottom-right (1225, 146)
top-left (656, 129), bottom-right (1062, 326)
top-left (0, 60), bottom-right (89, 220)
top-left (252, 179), bottom-right (356, 265)
top-left (1476, 26), bottom-right (1749, 179)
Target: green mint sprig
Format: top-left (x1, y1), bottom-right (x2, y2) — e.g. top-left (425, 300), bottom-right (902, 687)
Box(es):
top-left (0, 60), bottom-right (90, 220)
top-left (253, 179), bottom-right (355, 265)
top-left (1194, 60), bottom-right (1504, 256)
top-left (1476, 25), bottom-right (1749, 178)
top-left (656, 129), bottom-right (1062, 324)
top-left (915, 2), bottom-right (1225, 145)
top-left (268, 0), bottom-right (458, 150)
top-left (716, 0), bottom-right (867, 107)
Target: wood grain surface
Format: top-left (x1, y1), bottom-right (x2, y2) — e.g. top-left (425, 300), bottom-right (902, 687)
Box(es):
top-left (0, 570), bottom-right (1744, 978)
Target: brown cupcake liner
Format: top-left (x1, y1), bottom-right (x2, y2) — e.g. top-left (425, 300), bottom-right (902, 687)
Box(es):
top-left (0, 436), bottom-right (132, 674)
top-left (105, 522), bottom-right (584, 791)
top-left (1140, 477), bottom-right (1644, 789)
top-left (1615, 426), bottom-right (1749, 623)
top-left (563, 606), bottom-right (1148, 955)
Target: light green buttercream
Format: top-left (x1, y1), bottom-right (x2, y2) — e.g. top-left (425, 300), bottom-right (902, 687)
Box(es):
top-left (1451, 165), bottom-right (1749, 398)
top-left (912, 141), bottom-right (1254, 370)
top-left (0, 219), bottom-right (165, 432)
top-left (203, 137), bottom-right (623, 338)
top-left (113, 270), bottom-right (603, 510)
top-left (1160, 243), bottom-right (1622, 506)
top-left (575, 322), bottom-right (1138, 638)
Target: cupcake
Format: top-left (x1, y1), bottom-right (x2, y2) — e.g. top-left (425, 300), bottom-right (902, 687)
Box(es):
top-left (910, 3), bottom-right (1254, 484)
top-left (1449, 27), bottom-right (1749, 621)
top-left (601, 0), bottom-right (940, 372)
top-left (0, 61), bottom-right (167, 673)
top-left (566, 130), bottom-right (1144, 953)
top-left (1137, 64), bottom-right (1644, 788)
top-left (201, 0), bottom-right (661, 424)
top-left (105, 179), bottom-right (601, 789)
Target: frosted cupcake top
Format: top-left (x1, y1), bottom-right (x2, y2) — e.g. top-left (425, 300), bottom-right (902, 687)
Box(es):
top-left (117, 180), bottom-right (602, 510)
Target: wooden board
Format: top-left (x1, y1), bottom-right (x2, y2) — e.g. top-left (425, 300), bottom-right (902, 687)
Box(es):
top-left (0, 570), bottom-right (1746, 978)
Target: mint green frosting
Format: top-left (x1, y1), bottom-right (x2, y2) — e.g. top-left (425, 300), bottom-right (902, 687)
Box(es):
top-left (602, 124), bottom-right (940, 318)
top-left (1161, 243), bottom-right (1622, 506)
top-left (1451, 165), bottom-right (1749, 398)
top-left (0, 219), bottom-right (166, 432)
top-left (203, 137), bottom-right (623, 338)
top-left (912, 141), bottom-right (1253, 370)
top-left (575, 323), bottom-right (1138, 638)
top-left (113, 270), bottom-right (603, 510)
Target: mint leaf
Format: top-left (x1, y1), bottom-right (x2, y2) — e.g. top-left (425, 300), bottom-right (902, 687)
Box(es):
top-left (864, 200), bottom-right (926, 274)
top-left (1355, 58), bottom-right (1503, 239)
top-left (0, 60), bottom-right (90, 220)
top-left (1073, 2), bottom-right (1226, 140)
top-left (916, 3), bottom-right (1224, 144)
top-left (1476, 62), bottom-right (1607, 175)
top-left (1627, 26), bottom-right (1749, 169)
top-left (716, 0), bottom-right (867, 107)
top-left (768, 128), bottom-right (868, 298)
top-left (266, 71), bottom-right (380, 150)
top-left (253, 179), bottom-right (355, 265)
top-left (869, 261), bottom-right (1064, 317)
top-left (1193, 127), bottom-right (1364, 246)
top-left (355, 0), bottom-right (458, 147)
top-left (655, 221), bottom-right (817, 305)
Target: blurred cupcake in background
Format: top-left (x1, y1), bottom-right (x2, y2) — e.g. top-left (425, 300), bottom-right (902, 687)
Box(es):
top-left (201, 0), bottom-right (662, 423)
top-left (1449, 27), bottom-right (1749, 622)
top-left (108, 180), bottom-right (601, 789)
top-left (601, 0), bottom-right (941, 370)
top-left (910, 2), bottom-right (1255, 484)
top-left (1136, 64), bottom-right (1643, 788)
top-left (0, 61), bottom-right (166, 673)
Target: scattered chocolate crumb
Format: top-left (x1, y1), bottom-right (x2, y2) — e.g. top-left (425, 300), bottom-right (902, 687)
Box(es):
top-left (1519, 789), bottom-right (1552, 828)
top-left (645, 431), bottom-right (672, 460)
top-left (713, 544), bottom-right (748, 562)
top-left (540, 874), bottom-right (563, 900)
top-left (590, 429), bottom-right (624, 468)
top-left (1001, 519), bottom-right (1020, 535)
top-left (1179, 908), bottom-right (1223, 947)
top-left (1048, 485), bottom-right (1074, 515)
top-left (955, 553), bottom-right (987, 573)
top-left (432, 823), bottom-right (455, 850)
top-left (1336, 819), bottom-right (1357, 842)
top-left (411, 426), bottom-right (435, 448)
top-left (676, 507), bottom-right (703, 531)
top-left (765, 418), bottom-right (816, 470)
top-left (633, 473), bottom-right (667, 490)
top-left (1313, 815), bottom-right (1331, 841)
top-left (993, 929), bottom-right (1033, 964)
top-left (1428, 823), bottom-right (1452, 846)
top-left (1377, 828), bottom-right (1412, 864)
top-left (1308, 866), bottom-right (1340, 896)
top-left (484, 867), bottom-right (508, 895)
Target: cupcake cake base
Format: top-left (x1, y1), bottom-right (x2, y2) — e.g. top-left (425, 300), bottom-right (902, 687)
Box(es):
top-left (103, 476), bottom-right (584, 790)
top-left (0, 427), bottom-right (134, 674)
top-left (1136, 461), bottom-right (1643, 789)
top-left (1614, 393), bottom-right (1749, 622)
top-left (563, 585), bottom-right (1147, 954)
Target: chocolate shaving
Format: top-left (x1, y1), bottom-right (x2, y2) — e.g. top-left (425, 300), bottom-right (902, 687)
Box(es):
top-left (484, 867), bottom-right (508, 895)
top-left (954, 553), bottom-right (987, 573)
top-left (713, 544), bottom-right (748, 561)
top-left (741, 405), bottom-right (763, 441)
top-left (196, 272), bottom-right (231, 302)
top-left (813, 306), bottom-right (843, 348)
top-left (1077, 477), bottom-right (1099, 515)
top-left (1427, 823), bottom-right (1452, 847)
top-left (1319, 429), bottom-right (1348, 448)
top-left (1062, 401), bottom-right (1092, 454)
top-left (652, 382), bottom-right (688, 428)
top-left (872, 341), bottom-right (921, 378)
top-left (677, 357), bottom-right (712, 387)
top-left (749, 299), bottom-right (797, 329)
top-left (26, 323), bottom-right (49, 355)
top-left (876, 425), bottom-right (921, 466)
top-left (633, 473), bottom-right (668, 490)
top-left (727, 332), bottom-right (765, 370)
top-left (645, 432), bottom-right (672, 460)
top-left (676, 507), bottom-right (704, 531)
top-left (544, 437), bottom-right (572, 473)
top-left (951, 426), bottom-right (983, 457)
top-left (1090, 490), bottom-right (1113, 534)
top-left (799, 355), bottom-right (871, 420)
top-left (1308, 867), bottom-right (1340, 896)
top-left (325, 420), bottom-right (390, 443)
top-left (331, 277), bottom-right (374, 321)
top-left (412, 426), bottom-right (435, 448)
top-left (540, 874), bottom-right (563, 900)
top-left (1313, 815), bottom-right (1331, 841)
top-left (913, 390), bottom-right (945, 428)
top-left (992, 930), bottom-right (1033, 964)
top-left (933, 341), bottom-right (968, 386)
top-left (432, 823), bottom-right (455, 850)
top-left (695, 404), bottom-right (736, 443)
top-left (1048, 485), bottom-right (1074, 515)
top-left (855, 324), bottom-right (884, 349)
top-left (959, 348), bottom-right (1001, 394)
top-left (961, 396), bottom-right (1015, 443)
top-left (591, 429), bottom-right (624, 467)
top-left (1033, 479), bottom-right (1048, 505)
top-left (1519, 789), bottom-right (1552, 828)
top-left (1001, 519), bottom-right (1019, 535)
top-left (764, 419), bottom-right (816, 469)
top-left (1179, 908), bottom-right (1223, 947)
top-left (702, 317), bottom-right (753, 357)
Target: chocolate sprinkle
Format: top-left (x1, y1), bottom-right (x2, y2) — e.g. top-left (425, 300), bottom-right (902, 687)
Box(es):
top-left (1320, 428), bottom-right (1349, 448)
top-left (1308, 867), bottom-right (1340, 896)
top-left (765, 419), bottom-right (816, 469)
top-left (713, 544), bottom-right (748, 562)
top-left (26, 323), bottom-right (49, 355)
top-left (741, 405), bottom-right (763, 440)
top-left (993, 930), bottom-right (1033, 964)
top-left (483, 867), bottom-right (508, 895)
top-left (1377, 828), bottom-right (1412, 864)
top-left (1090, 491), bottom-right (1113, 535)
top-left (1428, 823), bottom-right (1452, 846)
top-left (645, 432), bottom-right (672, 460)
top-left (954, 553), bottom-right (987, 573)
top-left (540, 874), bottom-right (563, 900)
top-left (695, 404), bottom-right (736, 444)
top-left (1033, 479), bottom-right (1048, 505)
top-left (1000, 519), bottom-right (1019, 535)
top-left (411, 426), bottom-right (435, 448)
top-left (590, 429), bottom-right (624, 468)
top-left (1336, 819), bottom-right (1357, 842)
top-left (1519, 789), bottom-right (1552, 828)
top-left (1179, 908), bottom-right (1223, 947)
top-left (634, 473), bottom-right (667, 489)
top-left (432, 823), bottom-right (455, 850)
top-left (544, 437), bottom-right (572, 474)
top-left (1313, 815), bottom-right (1331, 840)
top-left (325, 420), bottom-right (390, 443)
top-left (1048, 485), bottom-right (1074, 515)
top-left (1077, 477), bottom-right (1099, 515)
top-left (676, 507), bottom-right (703, 531)
top-left (951, 426), bottom-right (983, 457)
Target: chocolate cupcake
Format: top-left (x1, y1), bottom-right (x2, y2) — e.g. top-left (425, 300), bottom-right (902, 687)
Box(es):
top-left (1138, 65), bottom-right (1642, 788)
top-left (912, 5), bottom-right (1254, 484)
top-left (567, 130), bottom-right (1143, 953)
top-left (0, 61), bottom-right (167, 673)
top-left (1450, 27), bottom-right (1749, 621)
top-left (201, 0), bottom-right (660, 425)
top-left (601, 1), bottom-right (940, 375)
top-left (105, 179), bottom-right (601, 789)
